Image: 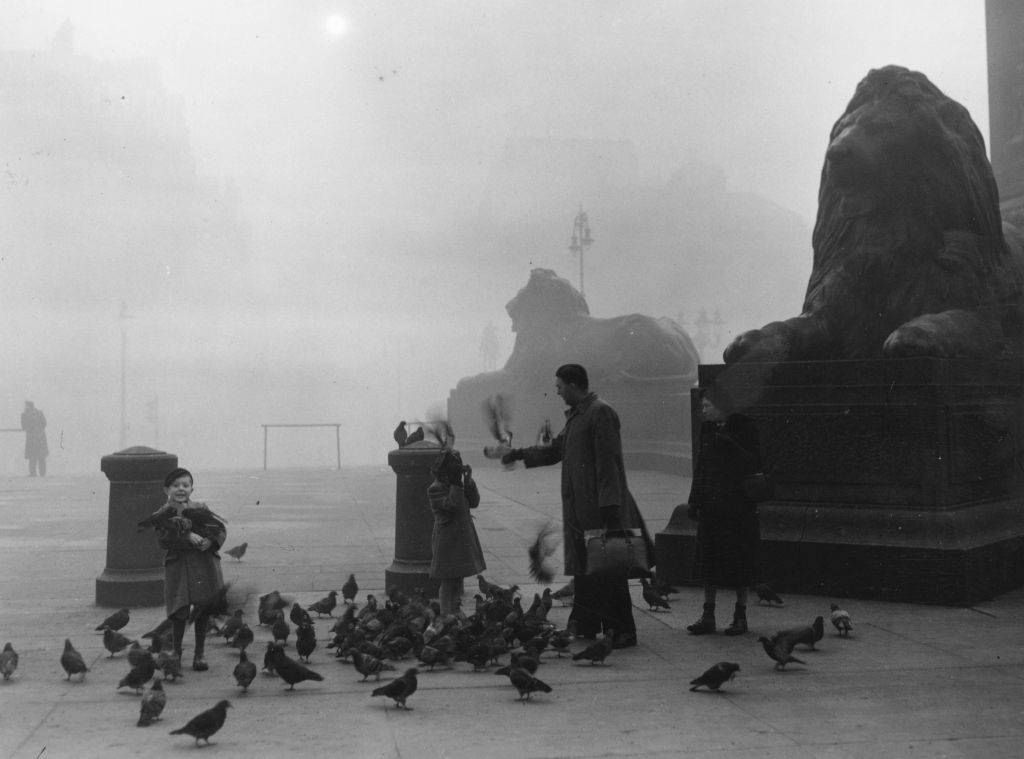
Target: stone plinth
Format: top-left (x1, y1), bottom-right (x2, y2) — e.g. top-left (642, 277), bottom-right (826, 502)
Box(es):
top-left (656, 359), bottom-right (1024, 605)
top-left (386, 441), bottom-right (444, 599)
top-left (96, 446), bottom-right (177, 607)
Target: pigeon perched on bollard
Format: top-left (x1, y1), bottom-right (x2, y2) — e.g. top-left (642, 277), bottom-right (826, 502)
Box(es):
top-left (137, 679), bottom-right (166, 726)
top-left (1, 642), bottom-right (19, 680)
top-left (689, 662), bottom-right (740, 692)
top-left (830, 603), bottom-right (854, 636)
top-left (61, 639), bottom-right (88, 681)
top-left (169, 699), bottom-right (232, 746)
top-left (371, 667), bottom-right (418, 710)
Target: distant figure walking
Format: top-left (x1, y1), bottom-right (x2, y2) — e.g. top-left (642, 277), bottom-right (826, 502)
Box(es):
top-left (21, 401), bottom-right (48, 477)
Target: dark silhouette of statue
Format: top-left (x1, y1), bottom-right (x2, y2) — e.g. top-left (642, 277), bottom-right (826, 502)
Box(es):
top-left (21, 401), bottom-right (48, 477)
top-left (724, 65), bottom-right (1024, 365)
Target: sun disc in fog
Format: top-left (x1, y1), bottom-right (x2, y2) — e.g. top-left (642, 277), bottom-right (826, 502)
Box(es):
top-left (325, 14), bottom-right (350, 36)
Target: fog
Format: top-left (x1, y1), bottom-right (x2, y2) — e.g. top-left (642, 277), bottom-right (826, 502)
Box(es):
top-left (0, 1), bottom-right (988, 474)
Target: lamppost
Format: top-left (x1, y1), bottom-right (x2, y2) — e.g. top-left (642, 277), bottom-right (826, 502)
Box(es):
top-left (568, 208), bottom-right (593, 298)
top-left (119, 301), bottom-right (129, 448)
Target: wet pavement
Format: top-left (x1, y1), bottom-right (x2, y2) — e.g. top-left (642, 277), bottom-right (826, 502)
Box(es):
top-left (2, 465), bottom-right (1023, 758)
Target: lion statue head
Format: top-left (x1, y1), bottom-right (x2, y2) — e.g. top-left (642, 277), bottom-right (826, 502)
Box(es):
top-left (725, 65), bottom-right (1024, 363)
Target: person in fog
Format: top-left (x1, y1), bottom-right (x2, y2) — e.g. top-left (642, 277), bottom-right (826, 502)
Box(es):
top-left (149, 467), bottom-right (227, 671)
top-left (427, 448), bottom-right (485, 615)
top-left (684, 385), bottom-right (762, 636)
top-left (20, 400), bottom-right (48, 477)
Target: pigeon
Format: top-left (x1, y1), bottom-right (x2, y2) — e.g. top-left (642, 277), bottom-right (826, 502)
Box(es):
top-left (295, 622), bottom-right (317, 662)
top-left (482, 394), bottom-right (513, 446)
top-left (830, 603), bottom-right (853, 636)
top-left (289, 602), bottom-right (313, 628)
top-left (572, 632), bottom-right (615, 665)
top-left (352, 650), bottom-right (393, 682)
top-left (551, 579), bottom-right (575, 606)
top-left (220, 610), bottom-right (245, 642)
top-left (233, 650), bottom-right (257, 692)
top-left (495, 664), bottom-right (553, 701)
top-left (779, 616), bottom-right (825, 651)
top-left (118, 653), bottom-right (157, 693)
top-left (271, 610), bottom-right (291, 646)
top-left (405, 426), bottom-right (425, 445)
top-left (224, 542), bottom-right (248, 561)
top-left (61, 638), bottom-right (88, 681)
top-left (528, 522), bottom-right (559, 584)
top-left (265, 642), bottom-right (324, 690)
top-left (549, 629), bottom-right (573, 657)
top-left (142, 616), bottom-right (173, 642)
top-left (231, 624), bottom-right (254, 652)
top-left (127, 641), bottom-right (148, 668)
top-left (258, 590), bottom-right (289, 625)
top-left (371, 667), bottom-right (418, 710)
top-left (308, 590), bottom-right (338, 617)
top-left (96, 608), bottom-right (130, 632)
top-left (640, 578), bottom-right (671, 612)
top-left (341, 574), bottom-right (359, 603)
top-left (137, 679), bottom-right (166, 726)
top-left (394, 421), bottom-right (409, 447)
top-left (758, 635), bottom-right (806, 670)
top-left (156, 650), bottom-right (183, 682)
top-left (754, 583), bottom-right (784, 606)
top-left (689, 661), bottom-right (740, 691)
top-left (169, 699), bottom-right (232, 746)
top-left (103, 627), bottom-right (133, 657)
top-left (1, 642), bottom-right (18, 680)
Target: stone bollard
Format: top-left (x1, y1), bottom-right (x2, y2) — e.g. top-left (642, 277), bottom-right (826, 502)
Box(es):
top-left (95, 446), bottom-right (177, 607)
top-left (385, 439), bottom-right (443, 599)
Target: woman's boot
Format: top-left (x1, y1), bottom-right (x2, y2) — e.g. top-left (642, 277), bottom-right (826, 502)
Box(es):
top-left (686, 603), bottom-right (716, 635)
top-left (723, 603), bottom-right (748, 636)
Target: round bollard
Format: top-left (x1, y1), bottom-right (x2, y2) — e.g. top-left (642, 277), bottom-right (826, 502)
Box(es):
top-left (95, 446), bottom-right (177, 607)
top-left (385, 440), bottom-right (444, 599)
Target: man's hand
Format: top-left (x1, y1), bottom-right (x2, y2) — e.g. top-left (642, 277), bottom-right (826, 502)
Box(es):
top-left (500, 448), bottom-right (524, 465)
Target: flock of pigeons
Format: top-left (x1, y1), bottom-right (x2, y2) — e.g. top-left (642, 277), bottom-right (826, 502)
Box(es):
top-left (0, 541), bottom-right (858, 747)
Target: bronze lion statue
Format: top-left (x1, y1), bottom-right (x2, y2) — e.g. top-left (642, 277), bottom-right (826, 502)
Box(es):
top-left (725, 65), bottom-right (1024, 364)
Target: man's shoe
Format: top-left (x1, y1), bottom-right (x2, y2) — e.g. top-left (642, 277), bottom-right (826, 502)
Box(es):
top-left (612, 634), bottom-right (637, 649)
top-left (192, 657), bottom-right (209, 672)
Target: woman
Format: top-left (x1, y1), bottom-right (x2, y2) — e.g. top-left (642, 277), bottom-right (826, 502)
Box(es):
top-left (685, 385), bottom-right (762, 636)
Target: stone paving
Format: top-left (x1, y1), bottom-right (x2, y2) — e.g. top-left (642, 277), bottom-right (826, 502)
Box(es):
top-left (2, 465), bottom-right (1024, 758)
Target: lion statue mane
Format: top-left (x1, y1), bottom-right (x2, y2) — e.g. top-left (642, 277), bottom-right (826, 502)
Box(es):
top-left (725, 65), bottom-right (1024, 364)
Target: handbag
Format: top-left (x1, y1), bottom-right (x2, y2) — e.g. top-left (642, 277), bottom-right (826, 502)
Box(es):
top-left (741, 471), bottom-right (775, 502)
top-left (583, 528), bottom-right (649, 577)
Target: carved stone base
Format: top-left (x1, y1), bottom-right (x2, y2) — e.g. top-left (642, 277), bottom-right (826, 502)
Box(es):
top-left (656, 358), bottom-right (1024, 606)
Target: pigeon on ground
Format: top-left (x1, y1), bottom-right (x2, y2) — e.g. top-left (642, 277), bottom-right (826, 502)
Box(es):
top-left (231, 624), bottom-right (254, 652)
top-left (118, 653), bottom-right (157, 693)
top-left (61, 639), bottom-right (88, 681)
top-left (549, 629), bottom-right (573, 657)
top-left (142, 617), bottom-right (173, 642)
top-left (220, 610), bottom-right (245, 642)
top-left (257, 590), bottom-right (289, 625)
top-left (271, 611), bottom-right (291, 646)
top-left (289, 602), bottom-right (313, 628)
top-left (103, 627), bottom-right (133, 658)
top-left (689, 662), bottom-right (740, 691)
top-left (137, 679), bottom-right (166, 726)
top-left (571, 632), bottom-right (615, 665)
top-left (528, 522), bottom-right (559, 584)
top-left (96, 608), bottom-right (130, 632)
top-left (352, 650), bottom-right (394, 681)
top-left (233, 650), bottom-right (257, 692)
top-left (308, 590), bottom-right (339, 617)
top-left (224, 542), bottom-right (248, 561)
top-left (1, 642), bottom-right (19, 680)
top-left (341, 574), bottom-right (359, 603)
top-left (494, 664), bottom-right (553, 701)
top-left (393, 421), bottom-right (409, 447)
top-left (758, 635), bottom-right (806, 670)
top-left (265, 642), bottom-right (324, 690)
top-left (830, 603), bottom-right (853, 636)
top-left (169, 699), bottom-right (232, 746)
top-left (371, 667), bottom-right (418, 710)
top-left (640, 578), bottom-right (671, 612)
top-left (156, 650), bottom-right (183, 682)
top-left (295, 622), bottom-right (317, 662)
top-left (779, 616), bottom-right (825, 650)
top-left (127, 641), bottom-right (149, 668)
top-left (754, 583), bottom-right (784, 606)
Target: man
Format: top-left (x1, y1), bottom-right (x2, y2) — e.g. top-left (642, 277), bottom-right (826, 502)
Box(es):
top-left (498, 364), bottom-right (654, 648)
top-left (21, 401), bottom-right (48, 477)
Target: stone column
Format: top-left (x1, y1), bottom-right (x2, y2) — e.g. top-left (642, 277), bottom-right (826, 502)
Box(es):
top-left (95, 446), bottom-right (177, 607)
top-left (385, 440), bottom-right (443, 599)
